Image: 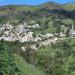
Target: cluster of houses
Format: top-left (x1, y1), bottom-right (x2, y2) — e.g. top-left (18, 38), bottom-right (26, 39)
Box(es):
top-left (0, 23), bottom-right (34, 42)
top-left (0, 22), bottom-right (75, 51)
top-left (0, 22), bottom-right (75, 48)
top-left (0, 23), bottom-right (55, 43)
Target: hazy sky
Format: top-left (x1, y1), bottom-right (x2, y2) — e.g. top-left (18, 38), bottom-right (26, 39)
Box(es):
top-left (0, 0), bottom-right (75, 5)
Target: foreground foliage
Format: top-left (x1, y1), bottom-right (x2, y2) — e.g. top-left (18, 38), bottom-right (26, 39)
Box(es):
top-left (0, 40), bottom-right (21, 75)
top-left (23, 38), bottom-right (75, 75)
top-left (0, 40), bottom-right (45, 75)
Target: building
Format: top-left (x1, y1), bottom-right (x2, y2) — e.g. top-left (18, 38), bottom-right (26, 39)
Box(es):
top-left (70, 24), bottom-right (75, 37)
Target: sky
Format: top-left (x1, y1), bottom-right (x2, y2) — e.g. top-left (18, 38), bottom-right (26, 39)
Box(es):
top-left (0, 0), bottom-right (75, 5)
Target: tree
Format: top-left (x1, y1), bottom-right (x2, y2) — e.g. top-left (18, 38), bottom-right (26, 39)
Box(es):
top-left (66, 28), bottom-right (70, 37)
top-left (53, 19), bottom-right (62, 37)
top-left (0, 40), bottom-right (21, 75)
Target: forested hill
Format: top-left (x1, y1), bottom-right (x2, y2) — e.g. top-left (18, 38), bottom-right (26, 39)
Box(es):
top-left (0, 2), bottom-right (75, 23)
top-left (0, 2), bottom-right (75, 12)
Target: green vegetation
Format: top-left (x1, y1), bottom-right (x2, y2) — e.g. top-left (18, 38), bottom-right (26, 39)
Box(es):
top-left (0, 40), bottom-right (21, 75)
top-left (14, 54), bottom-right (45, 75)
top-left (22, 38), bottom-right (75, 75)
top-left (0, 2), bottom-right (75, 24)
top-left (63, 3), bottom-right (75, 10)
top-left (0, 38), bottom-right (75, 75)
top-left (0, 2), bottom-right (75, 75)
top-left (0, 40), bottom-right (45, 75)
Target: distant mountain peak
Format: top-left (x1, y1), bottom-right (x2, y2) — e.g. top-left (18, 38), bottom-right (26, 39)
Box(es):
top-left (37, 2), bottom-right (62, 10)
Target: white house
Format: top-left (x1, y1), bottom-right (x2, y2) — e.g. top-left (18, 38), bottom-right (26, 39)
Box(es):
top-left (70, 24), bottom-right (75, 37)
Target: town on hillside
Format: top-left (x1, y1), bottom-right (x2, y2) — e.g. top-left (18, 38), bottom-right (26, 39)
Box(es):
top-left (0, 20), bottom-right (75, 50)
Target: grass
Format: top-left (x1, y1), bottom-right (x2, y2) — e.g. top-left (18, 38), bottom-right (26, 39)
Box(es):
top-left (63, 3), bottom-right (75, 10)
top-left (15, 6), bottom-right (38, 11)
top-left (14, 54), bottom-right (45, 75)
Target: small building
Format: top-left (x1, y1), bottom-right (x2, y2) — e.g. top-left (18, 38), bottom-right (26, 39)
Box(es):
top-left (69, 24), bottom-right (75, 37)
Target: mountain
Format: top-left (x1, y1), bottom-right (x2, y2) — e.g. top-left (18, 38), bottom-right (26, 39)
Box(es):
top-left (0, 2), bottom-right (75, 13)
top-left (0, 2), bottom-right (75, 23)
top-left (37, 2), bottom-right (62, 9)
top-left (63, 2), bottom-right (75, 10)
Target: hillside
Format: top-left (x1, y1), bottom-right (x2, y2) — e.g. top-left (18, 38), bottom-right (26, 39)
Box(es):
top-left (0, 2), bottom-right (75, 75)
top-left (0, 2), bottom-right (74, 21)
top-left (14, 54), bottom-right (45, 75)
top-left (0, 2), bottom-right (75, 14)
top-left (37, 2), bottom-right (62, 9)
top-left (63, 3), bottom-right (75, 10)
